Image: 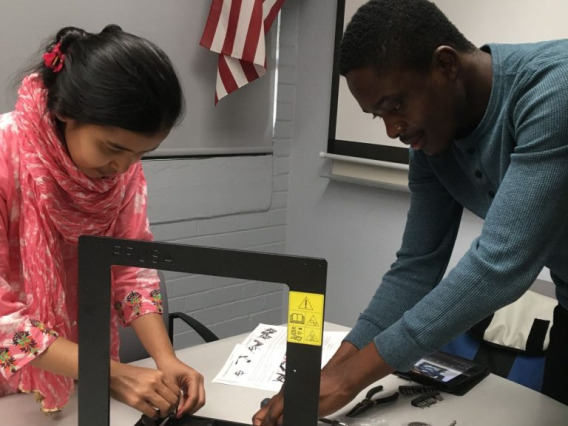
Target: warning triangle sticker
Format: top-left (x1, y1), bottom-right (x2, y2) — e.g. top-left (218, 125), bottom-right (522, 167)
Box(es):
top-left (298, 297), bottom-right (313, 310)
top-left (307, 315), bottom-right (319, 327)
top-left (306, 331), bottom-right (319, 342)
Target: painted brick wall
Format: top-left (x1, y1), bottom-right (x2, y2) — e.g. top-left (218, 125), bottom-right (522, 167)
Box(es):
top-left (145, 3), bottom-right (299, 350)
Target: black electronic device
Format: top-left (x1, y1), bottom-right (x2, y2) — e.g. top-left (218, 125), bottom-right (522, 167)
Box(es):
top-left (395, 350), bottom-right (489, 395)
top-left (78, 236), bottom-right (327, 426)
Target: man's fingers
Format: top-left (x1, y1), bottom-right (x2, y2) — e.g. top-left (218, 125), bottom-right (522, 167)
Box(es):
top-left (252, 405), bottom-right (268, 425)
top-left (260, 394), bottom-right (285, 426)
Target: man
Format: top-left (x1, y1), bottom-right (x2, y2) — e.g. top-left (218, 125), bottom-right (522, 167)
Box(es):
top-left (254, 0), bottom-right (568, 423)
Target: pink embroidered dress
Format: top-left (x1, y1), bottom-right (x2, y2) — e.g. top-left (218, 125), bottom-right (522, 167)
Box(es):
top-left (0, 75), bottom-right (163, 412)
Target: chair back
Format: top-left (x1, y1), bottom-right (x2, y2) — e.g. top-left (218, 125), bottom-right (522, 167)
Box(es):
top-left (443, 290), bottom-right (555, 392)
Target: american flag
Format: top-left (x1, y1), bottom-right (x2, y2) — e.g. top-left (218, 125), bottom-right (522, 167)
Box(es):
top-left (200, 0), bottom-right (285, 104)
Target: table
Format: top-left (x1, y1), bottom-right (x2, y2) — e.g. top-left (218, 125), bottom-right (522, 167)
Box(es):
top-left (3, 323), bottom-right (568, 425)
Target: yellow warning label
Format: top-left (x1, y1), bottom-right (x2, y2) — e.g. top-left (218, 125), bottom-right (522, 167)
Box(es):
top-left (298, 297), bottom-right (313, 310)
top-left (287, 291), bottom-right (324, 346)
top-left (306, 330), bottom-right (319, 342)
top-left (307, 315), bottom-right (319, 327)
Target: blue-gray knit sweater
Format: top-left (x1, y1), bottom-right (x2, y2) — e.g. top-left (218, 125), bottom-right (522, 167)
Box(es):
top-left (345, 40), bottom-right (568, 371)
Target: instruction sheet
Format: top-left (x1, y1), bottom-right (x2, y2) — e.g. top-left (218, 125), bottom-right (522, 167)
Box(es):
top-left (212, 323), bottom-right (348, 391)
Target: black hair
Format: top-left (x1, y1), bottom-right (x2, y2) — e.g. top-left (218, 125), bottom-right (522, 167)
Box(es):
top-left (339, 0), bottom-right (476, 76)
top-left (33, 24), bottom-right (183, 134)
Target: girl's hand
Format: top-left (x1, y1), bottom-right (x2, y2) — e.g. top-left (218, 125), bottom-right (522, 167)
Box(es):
top-left (109, 361), bottom-right (181, 419)
top-left (157, 356), bottom-right (205, 418)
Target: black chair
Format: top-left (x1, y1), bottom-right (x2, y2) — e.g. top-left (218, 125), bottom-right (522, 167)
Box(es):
top-left (442, 289), bottom-right (555, 392)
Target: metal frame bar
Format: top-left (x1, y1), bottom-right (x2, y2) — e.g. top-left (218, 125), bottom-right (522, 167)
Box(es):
top-left (78, 235), bottom-right (327, 426)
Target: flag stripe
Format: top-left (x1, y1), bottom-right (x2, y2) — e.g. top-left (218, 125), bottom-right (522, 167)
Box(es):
top-left (226, 57), bottom-right (251, 87)
top-left (264, 0), bottom-right (284, 31)
top-left (221, 0), bottom-right (242, 55)
top-left (218, 55), bottom-right (239, 95)
top-left (199, 0), bottom-right (224, 48)
top-left (231, 0), bottom-right (256, 59)
top-left (242, 1), bottom-right (264, 64)
top-left (215, 66), bottom-right (226, 105)
top-left (210, 0), bottom-right (233, 53)
top-left (252, 30), bottom-right (265, 67)
top-left (240, 59), bottom-right (261, 82)
top-left (201, 0), bottom-right (286, 104)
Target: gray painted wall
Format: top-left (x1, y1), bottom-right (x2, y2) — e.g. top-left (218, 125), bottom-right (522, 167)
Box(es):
top-left (143, 155), bottom-right (286, 349)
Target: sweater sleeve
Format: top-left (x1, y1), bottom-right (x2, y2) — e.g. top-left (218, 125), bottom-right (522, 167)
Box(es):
top-left (345, 150), bottom-right (463, 350)
top-left (365, 58), bottom-right (568, 371)
top-left (110, 164), bottom-right (162, 326)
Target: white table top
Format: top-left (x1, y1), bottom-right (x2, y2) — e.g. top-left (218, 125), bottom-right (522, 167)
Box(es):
top-left (3, 323), bottom-right (568, 426)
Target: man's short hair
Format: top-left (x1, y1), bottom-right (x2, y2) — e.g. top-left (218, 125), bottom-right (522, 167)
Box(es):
top-left (339, 0), bottom-right (476, 76)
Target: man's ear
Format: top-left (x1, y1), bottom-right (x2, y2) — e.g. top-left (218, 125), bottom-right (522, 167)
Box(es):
top-left (432, 46), bottom-right (461, 80)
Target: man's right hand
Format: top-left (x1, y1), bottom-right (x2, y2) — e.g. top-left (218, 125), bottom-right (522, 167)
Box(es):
top-left (253, 341), bottom-right (393, 426)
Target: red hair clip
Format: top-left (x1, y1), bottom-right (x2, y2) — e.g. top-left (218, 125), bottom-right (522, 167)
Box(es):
top-left (43, 43), bottom-right (65, 73)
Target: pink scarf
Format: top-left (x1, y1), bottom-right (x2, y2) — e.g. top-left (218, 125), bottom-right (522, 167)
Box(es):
top-left (14, 75), bottom-right (142, 410)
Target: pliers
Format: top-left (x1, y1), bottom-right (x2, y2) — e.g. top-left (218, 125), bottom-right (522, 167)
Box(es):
top-left (345, 385), bottom-right (399, 417)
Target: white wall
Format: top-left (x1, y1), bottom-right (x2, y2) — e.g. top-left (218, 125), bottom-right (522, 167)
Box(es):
top-left (285, 0), bottom-right (555, 328)
top-left (143, 155), bottom-right (287, 348)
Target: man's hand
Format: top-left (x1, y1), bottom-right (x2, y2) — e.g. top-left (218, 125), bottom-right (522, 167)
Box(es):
top-left (252, 366), bottom-right (359, 426)
top-left (252, 341), bottom-right (393, 425)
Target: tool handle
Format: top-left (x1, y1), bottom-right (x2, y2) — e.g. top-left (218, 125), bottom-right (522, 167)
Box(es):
top-left (365, 384), bottom-right (384, 399)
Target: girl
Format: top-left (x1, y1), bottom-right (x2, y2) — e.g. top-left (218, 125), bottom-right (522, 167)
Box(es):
top-left (0, 25), bottom-right (205, 419)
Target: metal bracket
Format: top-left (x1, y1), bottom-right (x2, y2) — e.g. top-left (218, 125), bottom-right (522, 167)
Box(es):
top-left (78, 236), bottom-right (327, 426)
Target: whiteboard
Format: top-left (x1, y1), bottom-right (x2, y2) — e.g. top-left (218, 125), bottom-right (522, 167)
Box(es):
top-left (329, 0), bottom-right (568, 163)
top-left (0, 0), bottom-right (277, 157)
